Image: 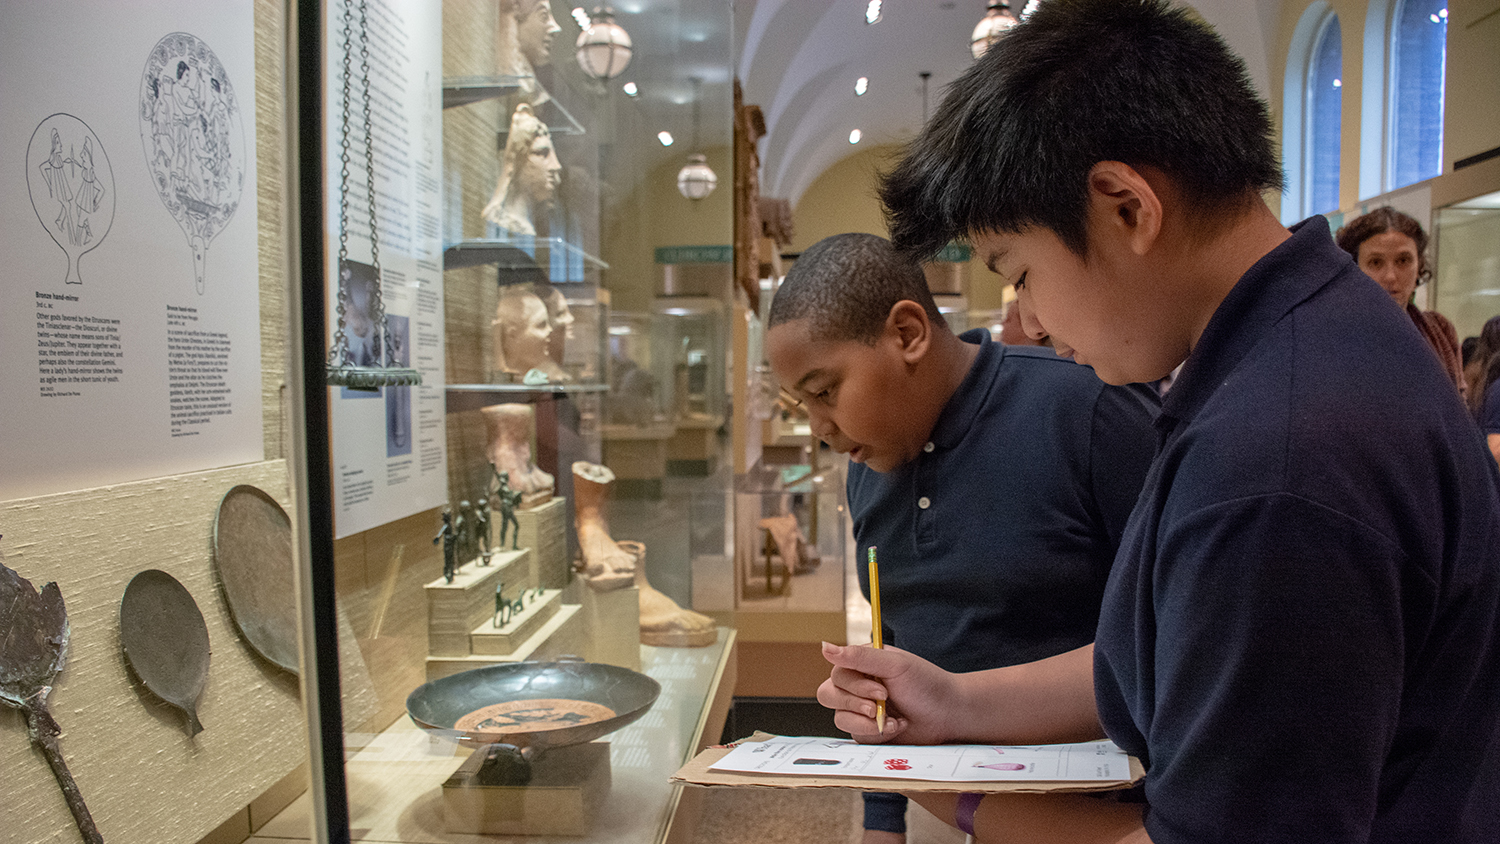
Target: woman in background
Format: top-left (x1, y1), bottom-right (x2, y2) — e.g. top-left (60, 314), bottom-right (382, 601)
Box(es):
top-left (1336, 206), bottom-right (1465, 397)
top-left (1467, 315), bottom-right (1500, 469)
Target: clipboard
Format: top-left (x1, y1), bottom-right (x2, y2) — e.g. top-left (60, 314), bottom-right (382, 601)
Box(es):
top-left (671, 733), bottom-right (1145, 795)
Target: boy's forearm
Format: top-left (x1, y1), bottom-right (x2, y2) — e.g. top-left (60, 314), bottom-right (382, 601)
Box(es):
top-left (907, 791), bottom-right (1149, 844)
top-left (951, 644), bottom-right (1102, 744)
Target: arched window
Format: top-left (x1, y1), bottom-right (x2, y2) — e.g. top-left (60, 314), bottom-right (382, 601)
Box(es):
top-left (1306, 15), bottom-right (1343, 215)
top-left (1282, 4), bottom-right (1343, 222)
top-left (1389, 0), bottom-right (1447, 187)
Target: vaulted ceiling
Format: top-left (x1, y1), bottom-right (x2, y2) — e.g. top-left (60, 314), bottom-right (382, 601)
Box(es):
top-left (734, 0), bottom-right (1286, 208)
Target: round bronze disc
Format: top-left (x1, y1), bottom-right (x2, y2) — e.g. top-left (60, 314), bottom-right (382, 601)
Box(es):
top-left (455, 698), bottom-right (617, 733)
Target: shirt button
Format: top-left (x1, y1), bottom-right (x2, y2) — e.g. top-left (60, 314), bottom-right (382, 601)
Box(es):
top-left (917, 496), bottom-right (931, 509)
top-left (923, 442), bottom-right (935, 453)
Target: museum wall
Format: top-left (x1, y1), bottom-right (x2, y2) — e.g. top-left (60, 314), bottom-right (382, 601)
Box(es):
top-left (787, 143), bottom-right (1008, 312)
top-left (601, 145), bottom-right (734, 314)
top-left (1445, 0), bottom-right (1500, 170)
top-left (1272, 0), bottom-right (1500, 214)
top-left (0, 3), bottom-right (312, 844)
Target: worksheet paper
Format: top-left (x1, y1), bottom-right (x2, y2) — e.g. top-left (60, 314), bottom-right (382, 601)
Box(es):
top-left (709, 736), bottom-right (1132, 783)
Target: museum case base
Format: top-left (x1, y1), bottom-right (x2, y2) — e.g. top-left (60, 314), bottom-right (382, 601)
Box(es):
top-left (667, 417), bottom-right (722, 477)
top-left (516, 496), bottom-right (568, 589)
top-left (255, 630), bottom-right (737, 844)
top-left (425, 603), bottom-right (586, 680)
top-left (441, 741), bottom-right (611, 836)
top-left (469, 588), bottom-right (563, 655)
top-left (601, 423), bottom-right (675, 500)
top-left (425, 549), bottom-right (532, 657)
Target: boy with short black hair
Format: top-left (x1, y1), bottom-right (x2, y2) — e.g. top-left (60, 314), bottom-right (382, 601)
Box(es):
top-left (817, 1), bottom-right (1500, 842)
top-left (768, 232), bottom-right (1157, 843)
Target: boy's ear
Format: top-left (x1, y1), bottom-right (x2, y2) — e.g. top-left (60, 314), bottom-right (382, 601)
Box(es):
top-left (1086, 161), bottom-right (1162, 257)
top-left (885, 300), bottom-right (933, 364)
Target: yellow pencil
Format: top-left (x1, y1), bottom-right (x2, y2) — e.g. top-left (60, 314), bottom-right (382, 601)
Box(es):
top-left (867, 545), bottom-right (886, 734)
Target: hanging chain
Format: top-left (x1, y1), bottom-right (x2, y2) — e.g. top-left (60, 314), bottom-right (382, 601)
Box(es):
top-left (325, 0), bottom-right (418, 387)
top-left (327, 0), bottom-right (357, 369)
top-left (355, 0), bottom-right (396, 369)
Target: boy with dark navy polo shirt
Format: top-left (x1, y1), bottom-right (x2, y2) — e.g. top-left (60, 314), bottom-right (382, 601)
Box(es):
top-left (815, 2), bottom-right (1500, 843)
top-left (767, 232), bottom-right (1157, 844)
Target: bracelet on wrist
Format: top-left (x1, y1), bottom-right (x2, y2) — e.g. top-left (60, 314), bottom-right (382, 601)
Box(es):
top-left (955, 791), bottom-right (984, 836)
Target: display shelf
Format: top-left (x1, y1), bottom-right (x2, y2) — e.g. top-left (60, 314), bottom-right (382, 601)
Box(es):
top-left (256, 629), bottom-right (738, 844)
top-left (443, 237), bottom-right (608, 272)
top-left (445, 383), bottom-right (608, 413)
top-left (441, 75), bottom-right (526, 109)
top-left (440, 76), bottom-right (585, 136)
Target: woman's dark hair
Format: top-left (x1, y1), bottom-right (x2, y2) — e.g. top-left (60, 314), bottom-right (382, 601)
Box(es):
top-left (1334, 206), bottom-right (1432, 283)
top-left (1467, 315), bottom-right (1500, 417)
top-left (881, 0), bottom-right (1282, 260)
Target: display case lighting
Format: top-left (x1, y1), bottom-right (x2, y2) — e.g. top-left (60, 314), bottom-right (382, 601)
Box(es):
top-left (866, 0), bottom-right (882, 25)
top-left (658, 131), bottom-right (674, 146)
top-left (855, 76), bottom-right (868, 96)
top-left (849, 129), bottom-right (862, 144)
top-left (623, 81), bottom-right (639, 96)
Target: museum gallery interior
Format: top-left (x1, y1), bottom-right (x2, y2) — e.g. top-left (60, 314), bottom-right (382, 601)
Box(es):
top-left (2, 1), bottom-right (1498, 843)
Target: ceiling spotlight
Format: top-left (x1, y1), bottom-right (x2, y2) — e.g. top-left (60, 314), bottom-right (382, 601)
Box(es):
top-left (865, 0), bottom-right (882, 25)
top-left (622, 81), bottom-right (639, 96)
top-left (571, 7), bottom-right (591, 29)
top-left (855, 77), bottom-right (868, 96)
top-left (658, 131), bottom-right (674, 146)
top-left (849, 129), bottom-right (862, 144)
top-left (971, 2), bottom-right (1019, 59)
top-left (576, 7), bottom-right (633, 80)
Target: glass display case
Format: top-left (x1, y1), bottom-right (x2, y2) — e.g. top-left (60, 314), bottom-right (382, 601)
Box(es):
top-left (692, 460), bottom-right (848, 645)
top-left (655, 295), bottom-right (728, 476)
top-left (655, 295), bottom-right (728, 426)
top-left (1433, 190), bottom-right (1500, 339)
top-left (605, 311), bottom-right (672, 427)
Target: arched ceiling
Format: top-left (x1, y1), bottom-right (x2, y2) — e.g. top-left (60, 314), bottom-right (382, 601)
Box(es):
top-left (735, 0), bottom-right (1285, 209)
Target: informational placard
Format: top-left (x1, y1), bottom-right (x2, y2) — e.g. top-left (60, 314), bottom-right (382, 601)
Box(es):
top-left (324, 0), bottom-right (447, 537)
top-left (0, 2), bottom-right (262, 501)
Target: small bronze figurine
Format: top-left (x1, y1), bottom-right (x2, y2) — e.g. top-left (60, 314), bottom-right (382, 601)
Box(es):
top-left (433, 508), bottom-right (457, 583)
top-left (473, 496), bottom-right (493, 565)
top-left (455, 500), bottom-right (472, 568)
top-left (492, 467), bottom-right (523, 550)
top-left (494, 580), bottom-right (509, 627)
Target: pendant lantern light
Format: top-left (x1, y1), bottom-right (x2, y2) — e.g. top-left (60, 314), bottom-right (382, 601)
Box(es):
top-left (970, 2), bottom-right (1019, 59)
top-left (676, 78), bottom-right (716, 200)
top-left (576, 7), bottom-right (633, 80)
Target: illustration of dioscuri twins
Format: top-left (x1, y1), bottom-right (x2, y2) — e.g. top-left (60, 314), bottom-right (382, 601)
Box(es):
top-left (138, 31), bottom-right (245, 295)
top-left (26, 115), bottom-right (114, 285)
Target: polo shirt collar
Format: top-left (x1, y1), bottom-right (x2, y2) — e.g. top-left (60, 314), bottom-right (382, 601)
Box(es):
top-left (928, 328), bottom-right (999, 450)
top-left (1159, 216), bottom-right (1351, 429)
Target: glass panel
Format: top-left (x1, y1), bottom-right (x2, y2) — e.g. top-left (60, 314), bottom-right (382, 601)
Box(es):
top-left (303, 1), bottom-right (739, 841)
top-left (1389, 0), bottom-right (1448, 189)
top-left (1433, 193), bottom-right (1500, 340)
top-left (1307, 15), bottom-right (1343, 214)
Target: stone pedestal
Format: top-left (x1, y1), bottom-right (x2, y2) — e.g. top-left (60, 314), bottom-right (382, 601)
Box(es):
top-left (516, 496), bottom-right (568, 589)
top-left (469, 589), bottom-right (562, 656)
top-left (442, 741), bottom-right (611, 836)
top-left (425, 549), bottom-right (530, 657)
top-left (566, 578), bottom-right (641, 671)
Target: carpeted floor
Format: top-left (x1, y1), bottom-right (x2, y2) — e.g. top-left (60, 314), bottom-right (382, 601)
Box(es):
top-left (687, 786), bottom-right (970, 844)
top-left (689, 787), bottom-right (863, 843)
